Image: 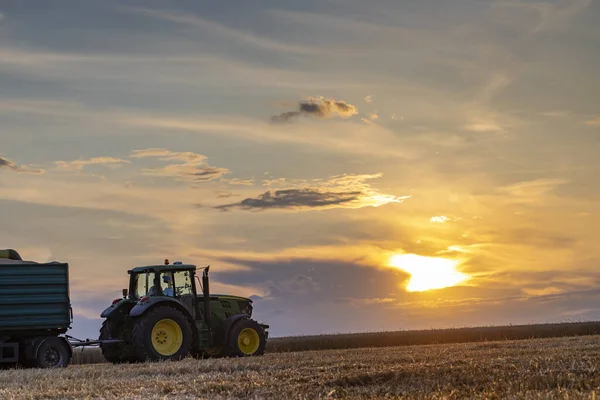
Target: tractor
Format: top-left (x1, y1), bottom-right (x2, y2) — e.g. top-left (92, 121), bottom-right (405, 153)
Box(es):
top-left (98, 260), bottom-right (268, 362)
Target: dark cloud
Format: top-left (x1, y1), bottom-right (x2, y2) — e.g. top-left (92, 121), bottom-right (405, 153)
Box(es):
top-left (271, 96), bottom-right (358, 122)
top-left (184, 166), bottom-right (230, 182)
top-left (265, 274), bottom-right (321, 297)
top-left (0, 156), bottom-right (43, 174)
top-left (0, 157), bottom-right (15, 170)
top-left (212, 258), bottom-right (406, 303)
top-left (215, 188), bottom-right (362, 211)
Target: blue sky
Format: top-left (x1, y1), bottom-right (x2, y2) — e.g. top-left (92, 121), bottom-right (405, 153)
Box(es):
top-left (1, 0), bottom-right (600, 339)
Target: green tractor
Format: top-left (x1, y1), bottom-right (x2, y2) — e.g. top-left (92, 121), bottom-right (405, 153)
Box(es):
top-left (98, 260), bottom-right (268, 362)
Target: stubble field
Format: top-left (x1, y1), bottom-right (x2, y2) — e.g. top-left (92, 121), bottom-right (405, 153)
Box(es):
top-left (3, 334), bottom-right (600, 399)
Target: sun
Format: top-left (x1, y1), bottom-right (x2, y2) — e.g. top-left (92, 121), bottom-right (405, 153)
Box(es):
top-left (388, 253), bottom-right (470, 292)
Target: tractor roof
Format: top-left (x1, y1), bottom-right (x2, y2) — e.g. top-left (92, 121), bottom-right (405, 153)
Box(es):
top-left (129, 263), bottom-right (198, 273)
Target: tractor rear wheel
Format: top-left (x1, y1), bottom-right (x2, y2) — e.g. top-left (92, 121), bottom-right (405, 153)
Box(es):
top-left (131, 306), bottom-right (193, 362)
top-left (227, 318), bottom-right (266, 357)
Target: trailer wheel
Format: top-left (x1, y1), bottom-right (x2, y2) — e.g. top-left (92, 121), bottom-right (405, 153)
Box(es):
top-left (131, 305), bottom-right (193, 362)
top-left (35, 338), bottom-right (71, 368)
top-left (227, 318), bottom-right (266, 357)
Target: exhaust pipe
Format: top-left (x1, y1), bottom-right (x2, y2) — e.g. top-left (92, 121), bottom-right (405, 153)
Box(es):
top-left (202, 266), bottom-right (211, 329)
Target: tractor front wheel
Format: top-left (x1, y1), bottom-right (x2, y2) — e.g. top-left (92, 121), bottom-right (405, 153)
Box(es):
top-left (99, 318), bottom-right (137, 363)
top-left (131, 306), bottom-right (193, 362)
top-left (99, 320), bottom-right (122, 363)
top-left (227, 318), bottom-right (266, 357)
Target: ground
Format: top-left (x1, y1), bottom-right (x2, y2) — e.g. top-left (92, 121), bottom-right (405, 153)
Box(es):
top-left (2, 335), bottom-right (600, 399)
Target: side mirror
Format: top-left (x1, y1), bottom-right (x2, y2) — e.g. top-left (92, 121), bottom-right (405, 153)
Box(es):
top-left (122, 288), bottom-right (128, 298)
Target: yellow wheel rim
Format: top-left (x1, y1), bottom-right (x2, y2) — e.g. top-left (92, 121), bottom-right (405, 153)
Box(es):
top-left (237, 327), bottom-right (260, 355)
top-left (151, 319), bottom-right (183, 356)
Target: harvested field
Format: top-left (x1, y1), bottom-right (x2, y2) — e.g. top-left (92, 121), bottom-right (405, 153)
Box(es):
top-left (70, 320), bottom-right (600, 365)
top-left (5, 334), bottom-right (600, 399)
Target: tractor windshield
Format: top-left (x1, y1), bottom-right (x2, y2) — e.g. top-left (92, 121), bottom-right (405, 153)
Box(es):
top-left (131, 269), bottom-right (194, 299)
top-left (160, 270), bottom-right (193, 297)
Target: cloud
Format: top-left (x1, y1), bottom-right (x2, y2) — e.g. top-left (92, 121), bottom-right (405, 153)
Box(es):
top-left (464, 122), bottom-right (503, 133)
top-left (364, 95), bottom-right (373, 103)
top-left (361, 112), bottom-right (380, 125)
top-left (539, 111), bottom-right (571, 117)
top-left (522, 286), bottom-right (564, 296)
top-left (122, 113), bottom-right (418, 159)
top-left (492, 0), bottom-right (592, 34)
top-left (430, 216), bottom-right (451, 224)
top-left (496, 178), bottom-right (567, 204)
top-left (129, 148), bottom-right (230, 183)
top-left (585, 117), bottom-right (600, 126)
top-left (0, 156), bottom-right (43, 174)
top-left (264, 274), bottom-right (321, 298)
top-left (3, 100), bottom-right (420, 160)
top-left (118, 6), bottom-right (325, 55)
top-left (215, 173), bottom-right (410, 212)
top-left (271, 96), bottom-right (358, 122)
top-left (224, 178), bottom-right (255, 186)
top-left (263, 178), bottom-right (286, 187)
top-left (0, 157), bottom-right (16, 170)
top-left (54, 157), bottom-right (130, 171)
top-left (215, 188), bottom-right (363, 211)
top-left (129, 148), bottom-right (206, 163)
top-left (346, 297), bottom-right (396, 306)
top-left (214, 191), bottom-right (238, 199)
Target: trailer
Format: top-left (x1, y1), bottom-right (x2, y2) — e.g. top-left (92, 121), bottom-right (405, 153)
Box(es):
top-left (0, 249), bottom-right (119, 368)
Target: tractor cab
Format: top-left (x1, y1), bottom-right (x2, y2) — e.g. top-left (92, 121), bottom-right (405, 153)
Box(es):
top-left (129, 261), bottom-right (195, 299)
top-left (127, 260), bottom-right (202, 323)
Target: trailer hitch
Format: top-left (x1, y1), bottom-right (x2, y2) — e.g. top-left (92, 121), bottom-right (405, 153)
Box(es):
top-left (65, 335), bottom-right (123, 348)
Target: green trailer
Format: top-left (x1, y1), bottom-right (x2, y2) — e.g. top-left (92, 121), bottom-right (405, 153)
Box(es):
top-left (0, 249), bottom-right (74, 367)
top-left (0, 249), bottom-right (122, 368)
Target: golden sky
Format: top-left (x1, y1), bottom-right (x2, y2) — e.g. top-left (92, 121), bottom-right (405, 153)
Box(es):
top-left (1, 0), bottom-right (599, 338)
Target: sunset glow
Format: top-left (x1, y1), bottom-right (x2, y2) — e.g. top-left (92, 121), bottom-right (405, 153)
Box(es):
top-left (1, 0), bottom-right (599, 340)
top-left (389, 254), bottom-right (470, 292)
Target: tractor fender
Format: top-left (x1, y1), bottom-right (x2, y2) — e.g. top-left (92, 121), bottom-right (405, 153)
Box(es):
top-left (100, 299), bottom-right (134, 319)
top-left (129, 296), bottom-right (192, 319)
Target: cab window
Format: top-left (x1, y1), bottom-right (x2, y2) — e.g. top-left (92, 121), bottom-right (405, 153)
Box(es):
top-left (173, 271), bottom-right (193, 296)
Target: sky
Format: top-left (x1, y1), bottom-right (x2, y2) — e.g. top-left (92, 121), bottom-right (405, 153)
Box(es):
top-left (1, 0), bottom-right (600, 340)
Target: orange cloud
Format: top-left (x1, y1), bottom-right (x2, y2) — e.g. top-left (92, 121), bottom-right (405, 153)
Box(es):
top-left (129, 148), bottom-right (230, 182)
top-left (585, 117), bottom-right (600, 126)
top-left (54, 156), bottom-right (130, 171)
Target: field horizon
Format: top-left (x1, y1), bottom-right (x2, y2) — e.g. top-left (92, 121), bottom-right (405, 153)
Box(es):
top-left (265, 319), bottom-right (600, 352)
